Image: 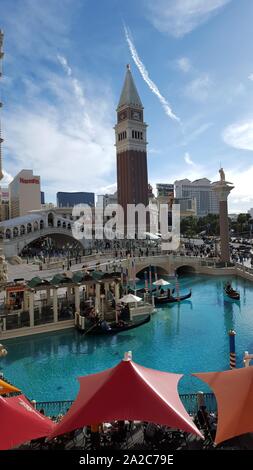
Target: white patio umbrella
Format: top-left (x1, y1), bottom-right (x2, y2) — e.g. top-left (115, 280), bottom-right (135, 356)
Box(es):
top-left (152, 279), bottom-right (170, 286)
top-left (119, 294), bottom-right (142, 303)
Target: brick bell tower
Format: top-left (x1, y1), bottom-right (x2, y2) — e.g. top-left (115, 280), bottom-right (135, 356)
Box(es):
top-left (115, 65), bottom-right (149, 229)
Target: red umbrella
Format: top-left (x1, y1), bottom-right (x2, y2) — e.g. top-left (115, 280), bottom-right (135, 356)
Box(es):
top-left (0, 394), bottom-right (55, 450)
top-left (51, 352), bottom-right (202, 438)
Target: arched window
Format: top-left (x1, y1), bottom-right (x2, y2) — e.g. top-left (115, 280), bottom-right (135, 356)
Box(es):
top-left (20, 225), bottom-right (26, 236)
top-left (40, 220), bottom-right (44, 230)
top-left (67, 223), bottom-right (71, 230)
top-left (62, 221), bottom-right (66, 229)
top-left (13, 227), bottom-right (19, 238)
top-left (33, 221), bottom-right (38, 231)
top-left (5, 229), bottom-right (11, 239)
top-left (57, 220), bottom-right (61, 227)
top-left (27, 223), bottom-right (32, 233)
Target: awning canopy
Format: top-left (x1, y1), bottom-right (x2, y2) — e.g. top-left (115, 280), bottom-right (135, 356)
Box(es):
top-left (193, 366), bottom-right (253, 444)
top-left (119, 294), bottom-right (142, 303)
top-left (72, 271), bottom-right (94, 283)
top-left (51, 354), bottom-right (203, 438)
top-left (28, 277), bottom-right (50, 288)
top-left (153, 279), bottom-right (170, 286)
top-left (0, 394), bottom-right (55, 450)
top-left (50, 274), bottom-right (73, 286)
top-left (0, 379), bottom-right (20, 396)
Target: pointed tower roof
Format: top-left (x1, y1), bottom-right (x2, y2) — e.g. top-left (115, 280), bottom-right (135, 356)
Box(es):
top-left (117, 64), bottom-right (143, 110)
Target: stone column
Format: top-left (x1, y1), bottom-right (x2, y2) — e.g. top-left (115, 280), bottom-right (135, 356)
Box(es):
top-left (23, 291), bottom-right (29, 311)
top-left (74, 286), bottom-right (80, 313)
top-left (46, 288), bottom-right (51, 306)
top-left (104, 282), bottom-right (109, 299)
top-left (29, 290), bottom-right (34, 328)
top-left (100, 294), bottom-right (105, 319)
top-left (67, 286), bottom-right (72, 302)
top-left (114, 282), bottom-right (120, 304)
top-left (95, 283), bottom-right (101, 313)
top-left (220, 199), bottom-right (230, 262)
top-left (53, 288), bottom-right (58, 323)
top-left (212, 172), bottom-right (234, 263)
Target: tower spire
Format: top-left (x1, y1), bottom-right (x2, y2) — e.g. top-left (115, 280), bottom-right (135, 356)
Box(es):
top-left (117, 64), bottom-right (143, 111)
top-left (0, 29), bottom-right (4, 181)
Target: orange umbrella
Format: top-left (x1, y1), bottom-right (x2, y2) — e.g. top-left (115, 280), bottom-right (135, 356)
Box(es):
top-left (0, 379), bottom-right (20, 395)
top-left (193, 366), bottom-right (253, 444)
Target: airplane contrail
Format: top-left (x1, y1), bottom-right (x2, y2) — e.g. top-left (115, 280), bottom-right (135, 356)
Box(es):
top-left (124, 25), bottom-right (180, 123)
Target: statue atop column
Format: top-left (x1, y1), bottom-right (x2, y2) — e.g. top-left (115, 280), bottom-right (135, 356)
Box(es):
top-left (219, 167), bottom-right (225, 182)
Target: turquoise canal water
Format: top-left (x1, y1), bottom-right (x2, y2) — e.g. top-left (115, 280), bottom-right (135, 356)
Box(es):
top-left (2, 274), bottom-right (253, 402)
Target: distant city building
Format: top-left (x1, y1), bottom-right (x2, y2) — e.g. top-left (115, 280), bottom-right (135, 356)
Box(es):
top-left (156, 183), bottom-right (174, 197)
top-left (96, 192), bottom-right (118, 209)
top-left (57, 192), bottom-right (95, 208)
top-left (174, 197), bottom-right (197, 218)
top-left (229, 213), bottom-right (239, 221)
top-left (174, 178), bottom-right (219, 217)
top-left (248, 208), bottom-right (253, 218)
top-left (41, 202), bottom-right (55, 210)
top-left (41, 191), bottom-right (45, 205)
top-left (9, 169), bottom-right (41, 219)
top-left (0, 187), bottom-right (9, 221)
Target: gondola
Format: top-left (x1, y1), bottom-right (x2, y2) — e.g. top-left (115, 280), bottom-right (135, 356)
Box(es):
top-left (82, 314), bottom-right (151, 335)
top-left (224, 286), bottom-right (240, 301)
top-left (154, 290), bottom-right (192, 305)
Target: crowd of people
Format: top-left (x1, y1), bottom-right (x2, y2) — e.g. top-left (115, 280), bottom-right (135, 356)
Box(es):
top-left (18, 408), bottom-right (247, 451)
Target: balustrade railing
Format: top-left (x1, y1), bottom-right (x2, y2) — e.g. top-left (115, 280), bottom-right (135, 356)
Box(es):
top-left (35, 392), bottom-right (217, 417)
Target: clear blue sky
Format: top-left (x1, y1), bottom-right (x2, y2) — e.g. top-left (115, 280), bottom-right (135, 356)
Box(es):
top-left (1, 0), bottom-right (253, 212)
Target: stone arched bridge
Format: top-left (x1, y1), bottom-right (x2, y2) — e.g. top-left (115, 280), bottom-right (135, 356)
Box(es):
top-left (119, 254), bottom-right (218, 277)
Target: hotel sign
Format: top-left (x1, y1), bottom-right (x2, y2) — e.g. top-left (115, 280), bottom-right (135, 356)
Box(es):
top-left (20, 178), bottom-right (39, 184)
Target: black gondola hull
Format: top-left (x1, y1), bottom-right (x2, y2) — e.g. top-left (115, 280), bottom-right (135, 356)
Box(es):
top-left (154, 291), bottom-right (192, 305)
top-left (82, 314), bottom-right (151, 335)
top-left (224, 288), bottom-right (240, 301)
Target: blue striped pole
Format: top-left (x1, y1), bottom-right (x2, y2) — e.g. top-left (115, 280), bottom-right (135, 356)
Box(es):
top-left (175, 275), bottom-right (180, 300)
top-left (229, 330), bottom-right (236, 369)
top-left (149, 265), bottom-right (152, 293)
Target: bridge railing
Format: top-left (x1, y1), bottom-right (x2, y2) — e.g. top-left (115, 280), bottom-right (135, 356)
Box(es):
top-left (235, 262), bottom-right (253, 276)
top-left (34, 392), bottom-right (217, 417)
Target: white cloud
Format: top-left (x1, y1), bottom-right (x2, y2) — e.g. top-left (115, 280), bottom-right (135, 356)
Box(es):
top-left (225, 166), bottom-right (253, 212)
top-left (4, 59), bottom-right (116, 201)
top-left (57, 54), bottom-right (72, 77)
top-left (124, 25), bottom-right (180, 122)
top-left (184, 152), bottom-right (195, 166)
top-left (1, 171), bottom-right (13, 186)
top-left (223, 120), bottom-right (253, 151)
top-left (177, 57), bottom-right (192, 73)
top-left (146, 0), bottom-right (231, 38)
top-left (185, 74), bottom-right (212, 102)
top-left (248, 74), bottom-right (253, 81)
top-left (182, 122), bottom-right (213, 145)
top-left (98, 182), bottom-right (117, 195)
